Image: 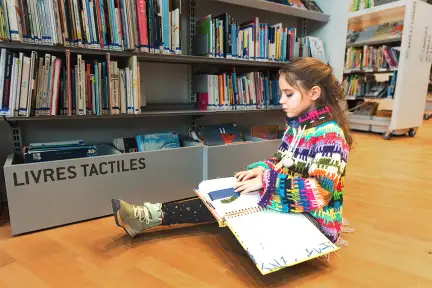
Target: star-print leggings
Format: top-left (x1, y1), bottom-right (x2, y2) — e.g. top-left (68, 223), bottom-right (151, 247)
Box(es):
top-left (160, 197), bottom-right (325, 235)
top-left (161, 197), bottom-right (216, 225)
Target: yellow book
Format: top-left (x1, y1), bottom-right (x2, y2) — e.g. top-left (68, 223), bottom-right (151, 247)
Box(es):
top-left (194, 177), bottom-right (339, 275)
top-left (276, 28), bottom-right (280, 61)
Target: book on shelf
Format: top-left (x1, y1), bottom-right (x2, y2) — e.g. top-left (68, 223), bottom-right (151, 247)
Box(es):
top-left (135, 131), bottom-right (180, 152)
top-left (21, 140), bottom-right (122, 163)
top-left (344, 45), bottom-right (400, 71)
top-left (0, 0), bottom-right (182, 54)
top-left (250, 125), bottom-right (279, 140)
top-left (346, 20), bottom-right (403, 46)
top-left (192, 14), bottom-right (326, 63)
top-left (0, 48), bottom-right (145, 117)
top-left (192, 70), bottom-right (282, 111)
top-left (343, 71), bottom-right (397, 99)
top-left (112, 137), bottom-right (139, 153)
top-left (194, 177), bottom-right (339, 275)
top-left (198, 123), bottom-right (243, 146)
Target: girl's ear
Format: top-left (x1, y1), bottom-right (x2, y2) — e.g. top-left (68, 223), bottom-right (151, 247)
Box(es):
top-left (309, 86), bottom-right (321, 101)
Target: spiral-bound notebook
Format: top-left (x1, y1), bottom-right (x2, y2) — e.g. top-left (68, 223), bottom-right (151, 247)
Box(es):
top-left (194, 177), bottom-right (339, 275)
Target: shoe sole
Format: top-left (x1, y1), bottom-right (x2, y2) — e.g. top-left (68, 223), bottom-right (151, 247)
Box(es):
top-left (111, 199), bottom-right (137, 238)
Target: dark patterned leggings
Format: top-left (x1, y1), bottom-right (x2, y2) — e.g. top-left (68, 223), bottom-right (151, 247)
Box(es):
top-left (160, 197), bottom-right (325, 236)
top-left (161, 197), bottom-right (216, 226)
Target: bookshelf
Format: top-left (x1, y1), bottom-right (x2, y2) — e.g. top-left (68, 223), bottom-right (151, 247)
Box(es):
top-left (0, 42), bottom-right (286, 68)
top-left (0, 0), bottom-right (350, 235)
top-left (210, 0), bottom-right (330, 22)
top-left (343, 0), bottom-right (432, 140)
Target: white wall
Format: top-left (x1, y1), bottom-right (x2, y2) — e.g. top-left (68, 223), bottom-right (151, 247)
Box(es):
top-left (309, 0), bottom-right (350, 82)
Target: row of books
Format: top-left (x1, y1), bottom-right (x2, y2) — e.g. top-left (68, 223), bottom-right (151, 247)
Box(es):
top-left (192, 71), bottom-right (281, 111)
top-left (193, 14), bottom-right (327, 63)
top-left (0, 0), bottom-right (182, 53)
top-left (0, 48), bottom-right (144, 117)
top-left (345, 45), bottom-right (400, 71)
top-left (343, 72), bottom-right (397, 99)
top-left (22, 124), bottom-right (281, 163)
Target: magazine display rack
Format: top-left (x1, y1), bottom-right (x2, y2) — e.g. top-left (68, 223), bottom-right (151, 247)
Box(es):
top-left (0, 0), bottom-right (350, 235)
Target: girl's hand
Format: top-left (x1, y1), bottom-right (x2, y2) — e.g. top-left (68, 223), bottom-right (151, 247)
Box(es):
top-left (233, 173), bottom-right (264, 194)
top-left (235, 167), bottom-right (266, 182)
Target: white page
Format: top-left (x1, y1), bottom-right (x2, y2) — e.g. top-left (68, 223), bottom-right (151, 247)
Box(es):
top-left (197, 177), bottom-right (262, 219)
top-left (225, 210), bottom-right (338, 274)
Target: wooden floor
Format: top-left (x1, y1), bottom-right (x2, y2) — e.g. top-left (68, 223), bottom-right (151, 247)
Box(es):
top-left (1, 122), bottom-right (432, 287)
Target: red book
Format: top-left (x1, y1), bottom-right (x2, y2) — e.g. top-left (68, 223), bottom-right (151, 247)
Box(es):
top-left (198, 93), bottom-right (208, 110)
top-left (136, 0), bottom-right (148, 51)
top-left (93, 0), bottom-right (104, 49)
top-left (87, 63), bottom-right (92, 112)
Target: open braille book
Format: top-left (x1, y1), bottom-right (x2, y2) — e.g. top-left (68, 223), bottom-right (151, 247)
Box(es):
top-left (194, 177), bottom-right (339, 275)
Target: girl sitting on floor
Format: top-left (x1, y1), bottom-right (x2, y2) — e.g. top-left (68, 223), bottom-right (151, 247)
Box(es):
top-left (111, 57), bottom-right (353, 246)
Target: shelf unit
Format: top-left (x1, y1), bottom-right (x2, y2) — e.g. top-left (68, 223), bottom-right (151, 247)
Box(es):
top-left (0, 0), bottom-right (350, 235)
top-left (344, 0), bottom-right (432, 140)
top-left (210, 0), bottom-right (331, 22)
top-left (0, 42), bottom-right (287, 69)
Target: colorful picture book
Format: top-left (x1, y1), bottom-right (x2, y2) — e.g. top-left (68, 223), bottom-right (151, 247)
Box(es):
top-left (194, 177), bottom-right (339, 275)
top-left (136, 132), bottom-right (180, 152)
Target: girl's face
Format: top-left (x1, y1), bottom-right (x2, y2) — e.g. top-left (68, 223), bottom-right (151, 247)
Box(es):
top-left (278, 74), bottom-right (320, 118)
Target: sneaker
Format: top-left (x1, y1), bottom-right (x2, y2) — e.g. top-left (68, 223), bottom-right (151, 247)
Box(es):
top-left (111, 199), bottom-right (163, 237)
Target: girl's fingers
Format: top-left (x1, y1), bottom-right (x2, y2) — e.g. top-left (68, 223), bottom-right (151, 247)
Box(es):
top-left (234, 180), bottom-right (249, 192)
top-left (234, 171), bottom-right (244, 177)
top-left (237, 171), bottom-right (253, 182)
top-left (241, 186), bottom-right (255, 195)
top-left (235, 171), bottom-right (245, 177)
top-left (233, 180), bottom-right (246, 189)
top-left (242, 174), bottom-right (255, 181)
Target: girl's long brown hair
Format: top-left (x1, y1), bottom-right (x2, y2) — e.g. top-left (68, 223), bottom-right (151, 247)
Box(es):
top-left (279, 57), bottom-right (354, 149)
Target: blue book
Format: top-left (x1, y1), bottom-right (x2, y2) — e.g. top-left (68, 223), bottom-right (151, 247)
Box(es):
top-left (162, 0), bottom-right (169, 52)
top-left (208, 187), bottom-right (239, 201)
top-left (85, 0), bottom-right (93, 45)
top-left (136, 132), bottom-right (180, 152)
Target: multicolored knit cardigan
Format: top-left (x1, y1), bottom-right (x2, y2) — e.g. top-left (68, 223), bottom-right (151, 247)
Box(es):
top-left (248, 106), bottom-right (350, 243)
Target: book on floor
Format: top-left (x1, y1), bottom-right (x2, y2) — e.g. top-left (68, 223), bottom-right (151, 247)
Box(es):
top-left (194, 177), bottom-right (339, 275)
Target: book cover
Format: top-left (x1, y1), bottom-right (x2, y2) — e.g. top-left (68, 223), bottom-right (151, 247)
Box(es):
top-left (136, 132), bottom-right (180, 152)
top-left (199, 123), bottom-right (243, 146)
